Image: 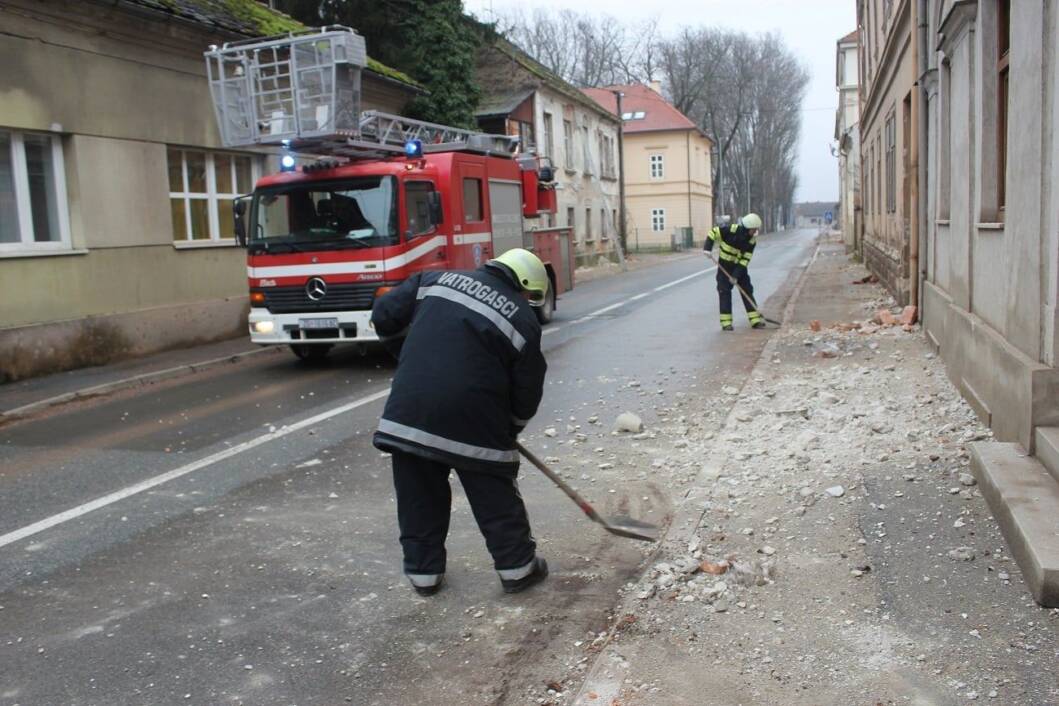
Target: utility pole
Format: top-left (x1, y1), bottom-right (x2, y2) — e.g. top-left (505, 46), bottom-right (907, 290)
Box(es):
top-left (613, 89), bottom-right (627, 255)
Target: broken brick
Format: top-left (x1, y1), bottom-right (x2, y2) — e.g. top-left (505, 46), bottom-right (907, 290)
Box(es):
top-left (700, 559), bottom-right (730, 575)
top-left (899, 305), bottom-right (918, 325)
top-left (809, 320), bottom-right (822, 332)
top-left (874, 309), bottom-right (897, 326)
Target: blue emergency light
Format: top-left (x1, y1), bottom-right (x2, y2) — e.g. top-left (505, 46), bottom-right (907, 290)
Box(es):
top-left (404, 139), bottom-right (423, 159)
top-left (280, 154), bottom-right (296, 172)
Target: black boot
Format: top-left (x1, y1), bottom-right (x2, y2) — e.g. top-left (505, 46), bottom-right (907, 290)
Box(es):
top-left (410, 575), bottom-right (444, 596)
top-left (721, 324), bottom-right (734, 332)
top-left (751, 321), bottom-right (767, 329)
top-left (501, 557), bottom-right (548, 594)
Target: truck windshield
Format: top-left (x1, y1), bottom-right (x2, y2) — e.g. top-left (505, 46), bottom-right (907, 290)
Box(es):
top-left (250, 176), bottom-right (398, 250)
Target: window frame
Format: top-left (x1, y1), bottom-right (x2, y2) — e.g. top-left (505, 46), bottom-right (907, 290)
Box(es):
top-left (0, 130), bottom-right (72, 256)
top-left (584, 206), bottom-right (593, 241)
top-left (168, 147), bottom-right (260, 245)
top-left (997, 0), bottom-right (1010, 215)
top-left (404, 180), bottom-right (437, 238)
top-left (651, 207), bottom-right (666, 232)
top-left (543, 112), bottom-right (555, 160)
top-left (649, 153), bottom-right (664, 180)
top-left (885, 112), bottom-right (896, 214)
top-left (562, 119), bottom-right (574, 170)
top-left (462, 177), bottom-right (484, 223)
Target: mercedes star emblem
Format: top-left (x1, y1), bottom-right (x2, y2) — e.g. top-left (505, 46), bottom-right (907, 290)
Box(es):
top-left (305, 277), bottom-right (327, 301)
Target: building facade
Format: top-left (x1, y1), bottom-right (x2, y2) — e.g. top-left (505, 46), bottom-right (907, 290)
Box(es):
top-left (835, 29), bottom-right (861, 256)
top-left (475, 39), bottom-right (620, 264)
top-left (857, 0), bottom-right (921, 305)
top-left (0, 0), bottom-right (419, 382)
top-left (582, 84), bottom-right (713, 252)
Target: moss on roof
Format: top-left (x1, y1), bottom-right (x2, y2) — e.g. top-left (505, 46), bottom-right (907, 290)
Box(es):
top-left (489, 37), bottom-right (616, 122)
top-left (126, 0), bottom-right (420, 89)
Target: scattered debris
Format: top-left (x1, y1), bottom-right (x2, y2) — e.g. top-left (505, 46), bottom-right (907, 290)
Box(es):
top-left (615, 412), bottom-right (644, 433)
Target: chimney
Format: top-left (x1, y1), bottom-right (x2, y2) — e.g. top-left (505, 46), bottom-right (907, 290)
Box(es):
top-left (649, 80), bottom-right (663, 95)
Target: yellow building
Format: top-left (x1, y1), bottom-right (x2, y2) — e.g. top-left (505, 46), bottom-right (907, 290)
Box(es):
top-left (582, 84), bottom-right (713, 251)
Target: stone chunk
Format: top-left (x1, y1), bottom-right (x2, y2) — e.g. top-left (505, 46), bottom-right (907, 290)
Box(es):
top-left (615, 412), bottom-right (644, 433)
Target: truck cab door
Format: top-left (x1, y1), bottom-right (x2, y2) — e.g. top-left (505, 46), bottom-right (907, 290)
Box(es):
top-left (402, 179), bottom-right (447, 274)
top-left (453, 161), bottom-right (491, 269)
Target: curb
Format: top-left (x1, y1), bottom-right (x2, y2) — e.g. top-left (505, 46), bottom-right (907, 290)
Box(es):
top-left (0, 346), bottom-right (280, 423)
top-left (570, 236), bottom-right (823, 705)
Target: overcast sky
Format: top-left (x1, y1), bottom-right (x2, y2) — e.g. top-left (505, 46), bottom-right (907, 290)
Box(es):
top-left (464, 0), bottom-right (856, 203)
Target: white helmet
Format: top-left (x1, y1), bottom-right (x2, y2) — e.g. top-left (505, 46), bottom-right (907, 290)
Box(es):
top-left (741, 213), bottom-right (762, 231)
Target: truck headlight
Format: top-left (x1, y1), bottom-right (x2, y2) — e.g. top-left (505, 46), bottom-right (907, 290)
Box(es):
top-left (254, 321), bottom-right (275, 334)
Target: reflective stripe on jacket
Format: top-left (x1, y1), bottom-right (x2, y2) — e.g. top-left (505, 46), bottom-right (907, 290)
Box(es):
top-left (371, 266), bottom-right (547, 476)
top-left (704, 223), bottom-right (757, 267)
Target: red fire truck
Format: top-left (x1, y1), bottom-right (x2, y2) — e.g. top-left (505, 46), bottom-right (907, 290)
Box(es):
top-left (206, 28), bottom-right (574, 360)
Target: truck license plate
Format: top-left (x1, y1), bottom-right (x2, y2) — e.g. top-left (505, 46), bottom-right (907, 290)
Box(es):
top-left (298, 318), bottom-right (339, 330)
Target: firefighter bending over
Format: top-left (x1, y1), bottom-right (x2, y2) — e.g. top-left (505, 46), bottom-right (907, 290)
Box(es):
top-left (704, 213), bottom-right (765, 331)
top-left (371, 248), bottom-right (550, 596)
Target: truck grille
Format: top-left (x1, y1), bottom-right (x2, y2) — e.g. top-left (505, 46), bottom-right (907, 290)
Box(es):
top-left (261, 283), bottom-right (386, 313)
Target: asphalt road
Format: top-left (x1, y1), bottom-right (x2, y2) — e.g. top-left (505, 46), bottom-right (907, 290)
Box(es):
top-left (0, 229), bottom-right (818, 706)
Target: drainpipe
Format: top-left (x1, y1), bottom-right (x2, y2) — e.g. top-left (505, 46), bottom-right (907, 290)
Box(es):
top-left (906, 1), bottom-right (921, 309)
top-left (916, 0), bottom-right (930, 313)
top-left (613, 90), bottom-right (627, 258)
top-left (686, 131), bottom-right (693, 242)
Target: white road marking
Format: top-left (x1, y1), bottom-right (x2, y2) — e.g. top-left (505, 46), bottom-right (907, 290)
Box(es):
top-left (0, 264), bottom-right (714, 548)
top-left (0, 389), bottom-right (391, 549)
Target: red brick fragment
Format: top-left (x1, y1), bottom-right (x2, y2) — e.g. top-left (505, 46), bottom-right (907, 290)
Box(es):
top-left (899, 305), bottom-right (918, 325)
top-left (875, 309), bottom-right (897, 326)
top-left (809, 320), bottom-right (822, 332)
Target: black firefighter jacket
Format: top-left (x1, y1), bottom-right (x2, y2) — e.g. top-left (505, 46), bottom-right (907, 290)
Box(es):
top-left (371, 266), bottom-right (547, 476)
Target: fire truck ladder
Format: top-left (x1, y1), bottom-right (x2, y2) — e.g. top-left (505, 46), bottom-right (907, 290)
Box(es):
top-left (294, 111), bottom-right (520, 159)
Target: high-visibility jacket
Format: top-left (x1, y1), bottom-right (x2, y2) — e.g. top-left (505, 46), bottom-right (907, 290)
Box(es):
top-left (371, 265), bottom-right (547, 477)
top-left (704, 222), bottom-right (757, 268)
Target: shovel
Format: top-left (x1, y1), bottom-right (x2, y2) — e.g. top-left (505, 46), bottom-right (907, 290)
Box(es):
top-left (517, 442), bottom-right (659, 542)
top-left (705, 252), bottom-right (783, 327)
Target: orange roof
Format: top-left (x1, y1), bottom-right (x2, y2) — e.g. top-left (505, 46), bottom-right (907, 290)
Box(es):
top-left (839, 29), bottom-right (859, 44)
top-left (581, 84), bottom-right (702, 135)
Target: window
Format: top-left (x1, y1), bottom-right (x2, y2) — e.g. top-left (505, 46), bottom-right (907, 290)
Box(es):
top-left (252, 177), bottom-right (399, 248)
top-left (581, 126), bottom-right (593, 175)
top-left (517, 121), bottom-right (535, 153)
top-left (462, 178), bottom-right (483, 221)
top-left (567, 206), bottom-right (575, 229)
top-left (405, 181), bottom-right (436, 237)
top-left (563, 119), bottom-right (574, 169)
top-left (997, 0), bottom-right (1010, 212)
top-left (585, 207), bottom-right (592, 240)
top-left (600, 207), bottom-right (608, 240)
top-left (168, 148), bottom-right (256, 242)
top-left (651, 208), bottom-right (665, 232)
top-left (0, 130), bottom-right (70, 253)
top-left (885, 113), bottom-right (896, 213)
top-left (650, 153), bottom-right (664, 179)
top-left (543, 112), bottom-right (555, 160)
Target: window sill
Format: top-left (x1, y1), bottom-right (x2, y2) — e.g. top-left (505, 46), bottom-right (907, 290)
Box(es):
top-left (0, 247), bottom-right (88, 260)
top-left (935, 219), bottom-right (951, 226)
top-left (975, 222), bottom-right (1005, 231)
top-left (173, 239), bottom-right (241, 250)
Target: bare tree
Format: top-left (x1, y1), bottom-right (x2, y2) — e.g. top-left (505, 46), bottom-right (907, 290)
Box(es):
top-left (500, 11), bottom-right (808, 231)
top-left (501, 9), bottom-right (658, 86)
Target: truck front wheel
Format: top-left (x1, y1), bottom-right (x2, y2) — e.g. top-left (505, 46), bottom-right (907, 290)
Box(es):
top-left (535, 286), bottom-right (556, 325)
top-left (290, 344), bottom-right (333, 362)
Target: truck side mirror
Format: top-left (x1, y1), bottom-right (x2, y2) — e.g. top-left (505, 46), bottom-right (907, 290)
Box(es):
top-left (233, 198), bottom-right (247, 247)
top-left (428, 191), bottom-right (443, 226)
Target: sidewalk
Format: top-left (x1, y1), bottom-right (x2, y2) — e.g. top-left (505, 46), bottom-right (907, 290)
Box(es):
top-left (569, 236), bottom-right (1059, 705)
top-left (0, 337), bottom-right (274, 419)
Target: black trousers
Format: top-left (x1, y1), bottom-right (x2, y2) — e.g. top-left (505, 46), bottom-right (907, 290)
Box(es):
top-left (391, 451), bottom-right (536, 583)
top-left (716, 265), bottom-right (759, 322)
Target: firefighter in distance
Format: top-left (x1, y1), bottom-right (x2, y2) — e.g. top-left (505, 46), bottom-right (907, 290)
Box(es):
top-left (371, 248), bottom-right (550, 596)
top-left (704, 213), bottom-right (765, 331)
